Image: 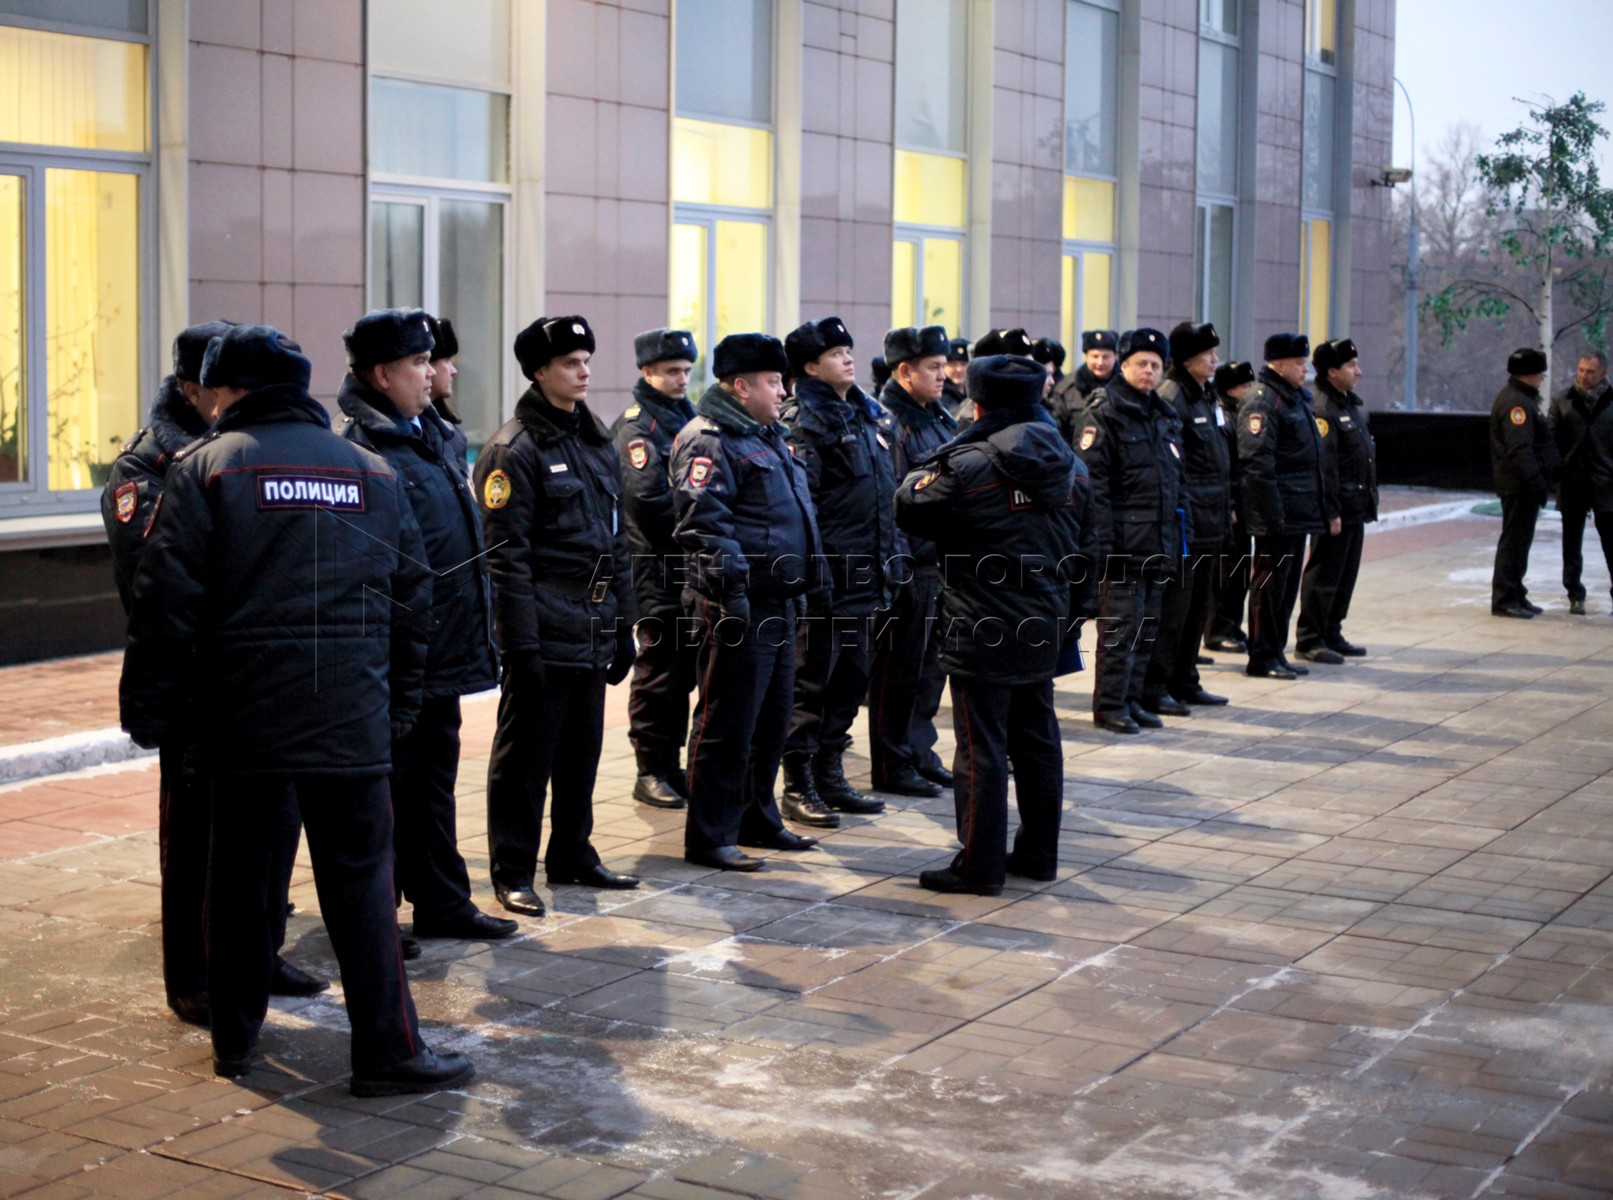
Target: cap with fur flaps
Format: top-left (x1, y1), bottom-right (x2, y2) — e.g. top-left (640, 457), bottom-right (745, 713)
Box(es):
top-left (1312, 338), bottom-right (1359, 374)
top-left (200, 325), bottom-right (312, 392)
top-left (173, 320), bottom-right (236, 383)
top-left (426, 316), bottom-right (459, 361)
top-left (871, 356), bottom-right (890, 392)
top-left (1168, 321), bottom-right (1220, 364)
top-left (344, 308), bottom-right (435, 370)
top-left (884, 325), bottom-right (950, 365)
top-left (1213, 361), bottom-right (1256, 393)
top-left (966, 355), bottom-right (1047, 409)
top-left (1081, 329), bottom-right (1118, 354)
top-left (972, 328), bottom-right (1034, 359)
top-left (514, 315), bottom-right (595, 379)
top-left (1118, 328), bottom-right (1169, 365)
top-left (1032, 337), bottom-right (1067, 369)
top-left (1507, 347), bottom-right (1547, 376)
top-left (712, 333), bottom-right (789, 380)
top-left (947, 337), bottom-right (970, 363)
top-left (785, 316), bottom-right (854, 375)
top-left (634, 328), bottom-right (698, 368)
top-left (1264, 332), bottom-right (1310, 361)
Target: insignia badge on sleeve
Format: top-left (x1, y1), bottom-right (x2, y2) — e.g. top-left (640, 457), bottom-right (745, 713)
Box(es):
top-left (1079, 427), bottom-right (1097, 451)
top-left (1316, 417), bottom-right (1330, 437)
top-left (689, 457), bottom-right (714, 487)
top-left (627, 440), bottom-right (649, 471)
top-left (1246, 412), bottom-right (1265, 436)
top-left (913, 470), bottom-right (937, 492)
top-left (1509, 406), bottom-right (1528, 426)
top-left (114, 482), bottom-right (137, 524)
top-left (483, 469), bottom-right (512, 509)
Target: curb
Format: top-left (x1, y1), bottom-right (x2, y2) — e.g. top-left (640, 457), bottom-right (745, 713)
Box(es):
top-left (1366, 499), bottom-right (1491, 533)
top-left (0, 729), bottom-right (156, 787)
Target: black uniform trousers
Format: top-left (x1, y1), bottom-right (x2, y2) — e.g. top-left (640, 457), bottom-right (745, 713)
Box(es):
top-left (486, 665), bottom-right (606, 888)
top-left (1561, 502), bottom-right (1590, 602)
top-left (627, 601), bottom-right (699, 761)
top-left (391, 695), bottom-right (475, 925)
top-left (1144, 545), bottom-right (1215, 701)
top-left (785, 606), bottom-right (872, 759)
top-left (866, 567), bottom-right (942, 780)
top-left (1297, 523), bottom-right (1365, 650)
top-left (948, 674), bottom-right (1063, 887)
top-left (1206, 531), bottom-right (1251, 643)
top-left (1093, 559), bottom-right (1167, 716)
top-left (1492, 494), bottom-right (1541, 610)
top-left (206, 773), bottom-right (419, 1073)
top-left (1247, 533), bottom-right (1306, 670)
top-left (684, 595), bottom-right (794, 853)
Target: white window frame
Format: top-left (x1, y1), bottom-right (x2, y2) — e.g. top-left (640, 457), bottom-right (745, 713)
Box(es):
top-left (672, 202), bottom-right (772, 391)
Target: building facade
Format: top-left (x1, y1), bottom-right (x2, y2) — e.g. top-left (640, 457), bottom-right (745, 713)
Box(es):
top-left (0, 0), bottom-right (1394, 662)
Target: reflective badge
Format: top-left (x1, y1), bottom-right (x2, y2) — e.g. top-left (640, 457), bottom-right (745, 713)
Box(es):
top-left (1316, 417), bottom-right (1330, 438)
top-left (483, 469), bottom-right (512, 509)
top-left (913, 470), bottom-right (937, 492)
top-left (1246, 412), bottom-right (1265, 436)
top-left (689, 457), bottom-right (714, 487)
top-left (1215, 407), bottom-right (1226, 427)
top-left (1009, 487), bottom-right (1033, 511)
top-left (1079, 427), bottom-right (1098, 451)
top-left (1510, 406), bottom-right (1528, 426)
top-left (627, 439), bottom-right (649, 471)
top-left (1169, 442), bottom-right (1181, 459)
top-left (114, 482), bottom-right (137, 524)
top-left (258, 472), bottom-right (366, 512)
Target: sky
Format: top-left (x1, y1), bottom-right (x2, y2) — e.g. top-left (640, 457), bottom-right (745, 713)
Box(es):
top-left (1393, 0), bottom-right (1613, 178)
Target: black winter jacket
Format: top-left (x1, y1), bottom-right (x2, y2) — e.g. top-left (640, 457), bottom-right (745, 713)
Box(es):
top-left (1157, 368), bottom-right (1232, 549)
top-left (1548, 382), bottom-right (1611, 509)
top-left (1314, 382), bottom-right (1378, 526)
top-left (783, 378), bottom-right (904, 613)
top-left (1237, 368), bottom-right (1333, 537)
top-left (101, 376), bottom-right (210, 613)
top-left (118, 383), bottom-right (432, 775)
top-left (1490, 379), bottom-right (1560, 501)
top-left (878, 378), bottom-right (958, 568)
top-left (940, 377), bottom-right (967, 419)
top-left (670, 384), bottom-right (823, 604)
top-left (474, 387), bottom-right (634, 672)
top-left (895, 405), bottom-right (1089, 685)
top-left (430, 397), bottom-right (470, 468)
top-left (338, 375), bottom-right (499, 698)
top-left (1075, 375), bottom-right (1191, 564)
top-left (1047, 364), bottom-right (1110, 447)
top-left (610, 377), bottom-right (698, 611)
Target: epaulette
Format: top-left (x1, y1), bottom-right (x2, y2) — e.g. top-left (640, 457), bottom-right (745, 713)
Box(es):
top-left (624, 405), bottom-right (640, 419)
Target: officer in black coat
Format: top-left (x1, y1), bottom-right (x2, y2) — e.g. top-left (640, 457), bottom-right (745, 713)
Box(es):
top-left (1549, 351), bottom-right (1611, 614)
top-left (1076, 328), bottom-right (1189, 734)
top-left (895, 356), bottom-right (1088, 895)
top-left (1142, 322), bottom-right (1231, 712)
top-left (1490, 347), bottom-right (1560, 618)
top-left (941, 338), bottom-right (970, 417)
top-left (424, 316), bottom-right (469, 467)
top-left (1296, 338), bottom-right (1378, 660)
top-left (780, 317), bottom-right (897, 825)
top-left (955, 327), bottom-right (1035, 432)
top-left (1032, 337), bottom-right (1067, 385)
top-left (671, 334), bottom-right (825, 871)
top-left (868, 325), bottom-right (957, 798)
top-left (475, 316), bottom-right (639, 917)
top-left (338, 310), bottom-right (513, 943)
top-left (611, 328), bottom-right (701, 810)
top-left (1239, 333), bottom-right (1336, 676)
top-left (1204, 361), bottom-right (1256, 651)
top-left (120, 325), bottom-right (470, 1095)
top-left (1047, 328), bottom-right (1117, 446)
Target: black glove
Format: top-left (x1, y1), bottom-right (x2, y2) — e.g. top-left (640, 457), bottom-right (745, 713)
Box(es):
top-left (506, 648), bottom-right (545, 691)
top-left (606, 628), bottom-right (636, 686)
top-left (127, 726), bottom-right (163, 752)
top-left (717, 593), bottom-right (750, 630)
top-left (390, 716), bottom-right (416, 743)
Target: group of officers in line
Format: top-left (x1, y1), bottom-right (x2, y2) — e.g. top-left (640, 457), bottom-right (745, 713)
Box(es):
top-left (104, 301), bottom-right (1398, 1093)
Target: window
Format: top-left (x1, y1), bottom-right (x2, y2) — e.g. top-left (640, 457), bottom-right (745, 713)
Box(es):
top-left (1194, 203), bottom-right (1234, 337)
top-left (892, 0), bottom-right (968, 334)
top-left (1300, 216), bottom-right (1331, 347)
top-left (369, 0), bottom-right (510, 458)
top-left (1061, 0), bottom-right (1119, 353)
top-left (1305, 0), bottom-right (1337, 66)
top-left (0, 12), bottom-right (149, 505)
top-left (672, 0), bottom-right (773, 391)
top-left (1300, 0), bottom-right (1337, 338)
top-left (1194, 1), bottom-right (1239, 338)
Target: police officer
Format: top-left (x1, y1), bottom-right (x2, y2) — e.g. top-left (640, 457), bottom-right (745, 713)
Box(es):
top-left (337, 310), bottom-right (514, 943)
top-left (1076, 328), bottom-right (1187, 734)
top-left (476, 316), bottom-right (639, 916)
top-left (868, 325), bottom-right (957, 797)
top-left (1549, 351), bottom-right (1610, 614)
top-left (956, 328), bottom-right (1035, 431)
top-left (780, 316), bottom-right (897, 826)
top-left (1490, 347), bottom-right (1559, 618)
top-left (1032, 337), bottom-right (1067, 385)
top-left (1296, 338), bottom-right (1378, 660)
top-left (1142, 321), bottom-right (1231, 712)
top-left (1239, 333), bottom-right (1335, 676)
top-left (424, 316), bottom-right (469, 467)
top-left (1204, 360), bottom-right (1257, 652)
top-left (941, 339), bottom-right (970, 417)
top-left (671, 334), bottom-right (825, 871)
top-left (611, 328), bottom-right (700, 809)
top-left (120, 325), bottom-right (470, 1095)
top-left (870, 355), bottom-right (891, 396)
top-left (894, 355), bottom-right (1088, 895)
top-left (1048, 329), bottom-right (1118, 446)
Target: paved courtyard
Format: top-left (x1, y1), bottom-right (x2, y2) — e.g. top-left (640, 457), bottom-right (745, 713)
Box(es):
top-left (2, 502), bottom-right (1612, 1199)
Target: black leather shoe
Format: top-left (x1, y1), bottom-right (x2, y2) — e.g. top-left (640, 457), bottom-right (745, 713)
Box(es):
top-left (781, 755), bottom-right (840, 827)
top-left (351, 1047), bottom-right (475, 1098)
top-left (1129, 704), bottom-right (1164, 729)
top-left (213, 1045), bottom-right (257, 1079)
top-left (1278, 658), bottom-right (1310, 675)
top-left (740, 828), bottom-right (818, 851)
top-left (1492, 604), bottom-right (1534, 619)
top-left (1247, 664), bottom-right (1299, 680)
top-left (1005, 856), bottom-right (1057, 883)
top-left (1328, 638), bottom-right (1368, 657)
top-left (685, 845), bottom-right (764, 872)
top-left (917, 760), bottom-right (954, 787)
top-left (1569, 597), bottom-right (1587, 616)
top-left (815, 751), bottom-right (885, 814)
top-left (270, 957), bottom-right (329, 997)
top-left (1177, 687), bottom-right (1229, 706)
top-left (1295, 646), bottom-right (1345, 665)
top-left (1204, 635), bottom-right (1247, 653)
top-left (401, 936), bottom-right (422, 960)
top-left (1094, 711), bottom-right (1141, 734)
top-left (1140, 695), bottom-right (1192, 717)
top-left (1523, 599), bottom-right (1544, 614)
top-left (633, 773), bottom-right (686, 809)
top-left (1196, 654), bottom-right (1214, 665)
top-left (168, 993), bottom-right (210, 1028)
top-left (493, 883), bottom-right (547, 917)
top-left (918, 867), bottom-right (1003, 896)
top-left (548, 863), bottom-right (640, 889)
top-left (413, 911), bottom-right (520, 940)
top-left (872, 765), bottom-right (943, 797)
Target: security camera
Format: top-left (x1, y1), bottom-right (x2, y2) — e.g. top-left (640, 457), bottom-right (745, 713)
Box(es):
top-left (1375, 167), bottom-right (1413, 187)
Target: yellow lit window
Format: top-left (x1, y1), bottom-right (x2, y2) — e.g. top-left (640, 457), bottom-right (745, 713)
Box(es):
top-left (0, 174), bottom-right (22, 483)
top-left (714, 220), bottom-right (766, 337)
top-left (1061, 255), bottom-right (1076, 351)
top-left (1064, 176), bottom-right (1116, 244)
top-left (1300, 217), bottom-right (1331, 347)
top-left (673, 118), bottom-right (772, 209)
top-left (893, 150), bottom-right (966, 228)
top-left (922, 237), bottom-right (963, 328)
top-left (1306, 0), bottom-right (1337, 64)
top-left (1082, 251), bottom-right (1113, 333)
top-left (891, 240), bottom-right (917, 329)
top-left (0, 25), bottom-right (147, 153)
top-left (670, 223), bottom-right (708, 356)
top-left (672, 218), bottom-right (767, 388)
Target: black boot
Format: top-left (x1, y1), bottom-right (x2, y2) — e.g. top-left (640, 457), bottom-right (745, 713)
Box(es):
top-left (632, 751), bottom-right (687, 810)
top-left (667, 759), bottom-right (691, 797)
top-left (780, 754), bottom-right (840, 828)
top-left (814, 749), bottom-right (885, 814)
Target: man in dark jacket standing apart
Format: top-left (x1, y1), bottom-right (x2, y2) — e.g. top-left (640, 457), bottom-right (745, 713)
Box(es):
top-left (671, 334), bottom-right (824, 871)
top-left (1239, 333), bottom-right (1336, 677)
top-left (1142, 322), bottom-right (1230, 712)
top-left (780, 317), bottom-right (895, 826)
top-left (1076, 328), bottom-right (1188, 734)
top-left (475, 316), bottom-right (639, 917)
top-left (1047, 328), bottom-right (1117, 446)
top-left (868, 324), bottom-right (957, 797)
top-left (1549, 351), bottom-right (1611, 614)
top-left (895, 355), bottom-right (1087, 896)
top-left (338, 310), bottom-right (514, 943)
top-left (1490, 348), bottom-right (1560, 618)
top-left (120, 325), bottom-right (470, 1095)
top-left (1296, 338), bottom-right (1378, 660)
top-left (612, 329), bottom-right (701, 810)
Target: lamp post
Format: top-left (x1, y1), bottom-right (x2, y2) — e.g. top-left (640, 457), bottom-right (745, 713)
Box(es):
top-left (1395, 76), bottom-right (1418, 412)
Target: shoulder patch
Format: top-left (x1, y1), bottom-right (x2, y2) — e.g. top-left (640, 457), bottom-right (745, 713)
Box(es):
top-left (1009, 486), bottom-right (1034, 511)
top-left (1078, 426), bottom-right (1098, 451)
top-left (114, 481), bottom-right (138, 524)
top-left (688, 457), bottom-right (714, 487)
top-left (627, 439), bottom-right (649, 471)
top-left (1246, 412), bottom-right (1265, 436)
top-left (912, 470), bottom-right (937, 492)
top-left (1316, 417), bottom-right (1330, 438)
top-left (1509, 406), bottom-right (1528, 426)
top-left (483, 468), bottom-right (512, 509)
